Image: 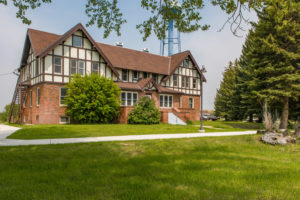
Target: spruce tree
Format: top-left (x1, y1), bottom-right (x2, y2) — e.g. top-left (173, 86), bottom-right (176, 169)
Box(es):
top-left (238, 0), bottom-right (300, 130)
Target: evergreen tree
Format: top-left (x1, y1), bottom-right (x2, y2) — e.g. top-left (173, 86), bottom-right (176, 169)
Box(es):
top-left (214, 61), bottom-right (241, 121)
top-left (238, 0), bottom-right (300, 130)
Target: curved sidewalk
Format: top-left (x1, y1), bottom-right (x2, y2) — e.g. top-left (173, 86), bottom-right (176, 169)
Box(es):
top-left (0, 124), bottom-right (257, 146)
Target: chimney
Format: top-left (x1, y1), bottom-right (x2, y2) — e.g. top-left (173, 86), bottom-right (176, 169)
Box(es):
top-left (142, 48), bottom-right (149, 53)
top-left (115, 42), bottom-right (124, 47)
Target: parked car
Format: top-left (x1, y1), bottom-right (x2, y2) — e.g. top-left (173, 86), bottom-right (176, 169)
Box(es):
top-left (202, 114), bottom-right (219, 121)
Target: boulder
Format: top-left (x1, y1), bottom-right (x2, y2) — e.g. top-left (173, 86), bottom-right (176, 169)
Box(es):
top-left (261, 132), bottom-right (296, 145)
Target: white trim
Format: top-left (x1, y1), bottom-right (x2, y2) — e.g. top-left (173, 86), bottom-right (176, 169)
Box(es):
top-left (29, 90), bottom-right (32, 107)
top-left (159, 94), bottom-right (173, 108)
top-left (36, 87), bottom-right (40, 106)
top-left (59, 87), bottom-right (67, 107)
top-left (59, 116), bottom-right (70, 124)
top-left (189, 97), bottom-right (194, 109)
top-left (54, 56), bottom-right (62, 75)
top-left (120, 91), bottom-right (138, 106)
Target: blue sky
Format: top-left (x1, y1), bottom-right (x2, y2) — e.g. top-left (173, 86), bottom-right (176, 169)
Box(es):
top-left (0, 0), bottom-right (257, 111)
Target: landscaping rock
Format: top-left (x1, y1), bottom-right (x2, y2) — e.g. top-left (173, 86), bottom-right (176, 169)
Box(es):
top-left (261, 132), bottom-right (296, 145)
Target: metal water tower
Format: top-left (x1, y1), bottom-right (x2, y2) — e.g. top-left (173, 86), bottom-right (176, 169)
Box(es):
top-left (160, 2), bottom-right (182, 56)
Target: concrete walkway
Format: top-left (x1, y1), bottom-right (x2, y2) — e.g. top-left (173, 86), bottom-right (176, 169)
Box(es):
top-left (0, 124), bottom-right (257, 147)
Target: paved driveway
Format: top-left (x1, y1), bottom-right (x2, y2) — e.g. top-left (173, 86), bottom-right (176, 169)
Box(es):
top-left (0, 124), bottom-right (257, 147)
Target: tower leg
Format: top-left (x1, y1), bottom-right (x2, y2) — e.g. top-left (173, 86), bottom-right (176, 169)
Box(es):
top-left (177, 30), bottom-right (181, 53)
top-left (168, 19), bottom-right (174, 56)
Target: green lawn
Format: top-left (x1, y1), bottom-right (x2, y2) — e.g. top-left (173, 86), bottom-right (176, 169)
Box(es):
top-left (8, 121), bottom-right (263, 140)
top-left (0, 135), bottom-right (299, 199)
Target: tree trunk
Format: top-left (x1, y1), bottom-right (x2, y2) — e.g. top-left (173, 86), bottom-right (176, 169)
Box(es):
top-left (295, 116), bottom-right (300, 138)
top-left (249, 113), bottom-right (253, 122)
top-left (280, 96), bottom-right (289, 134)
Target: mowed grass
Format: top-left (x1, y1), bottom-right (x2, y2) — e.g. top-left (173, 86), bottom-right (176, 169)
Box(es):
top-left (7, 121), bottom-right (263, 140)
top-left (0, 135), bottom-right (299, 199)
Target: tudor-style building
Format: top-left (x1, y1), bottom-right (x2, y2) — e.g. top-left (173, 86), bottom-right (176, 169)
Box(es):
top-left (9, 23), bottom-right (206, 124)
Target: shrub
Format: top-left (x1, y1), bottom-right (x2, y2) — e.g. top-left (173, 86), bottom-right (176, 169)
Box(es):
top-left (64, 74), bottom-right (121, 123)
top-left (128, 96), bottom-right (160, 124)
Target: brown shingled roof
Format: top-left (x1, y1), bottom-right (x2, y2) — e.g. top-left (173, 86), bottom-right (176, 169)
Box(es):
top-left (23, 24), bottom-right (206, 82)
top-left (28, 29), bottom-right (60, 55)
top-left (97, 43), bottom-right (170, 75)
top-left (116, 78), bottom-right (183, 94)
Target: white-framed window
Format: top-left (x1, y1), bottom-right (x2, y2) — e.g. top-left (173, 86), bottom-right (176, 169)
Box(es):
top-left (179, 96), bottom-right (182, 108)
top-left (160, 95), bottom-right (173, 108)
top-left (30, 90), bottom-right (32, 107)
top-left (70, 59), bottom-right (77, 74)
top-left (73, 35), bottom-right (82, 48)
top-left (121, 92), bottom-right (138, 106)
top-left (173, 74), bottom-right (178, 87)
top-left (23, 116), bottom-right (26, 123)
top-left (92, 62), bottom-right (99, 74)
top-left (35, 60), bottom-right (39, 76)
top-left (133, 71), bottom-right (138, 81)
top-left (143, 72), bottom-right (148, 78)
top-left (60, 87), bottom-right (68, 106)
top-left (54, 56), bottom-right (62, 74)
top-left (37, 88), bottom-right (40, 106)
top-left (78, 61), bottom-right (85, 75)
top-left (152, 73), bottom-right (158, 82)
top-left (122, 69), bottom-right (128, 81)
top-left (60, 116), bottom-right (70, 124)
top-left (193, 78), bottom-right (197, 89)
top-left (183, 59), bottom-right (189, 67)
top-left (23, 94), bottom-right (26, 108)
top-left (189, 97), bottom-right (194, 109)
top-left (182, 76), bottom-right (189, 88)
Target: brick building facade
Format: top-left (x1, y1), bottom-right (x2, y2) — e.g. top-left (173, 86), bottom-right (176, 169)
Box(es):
top-left (10, 23), bottom-right (206, 124)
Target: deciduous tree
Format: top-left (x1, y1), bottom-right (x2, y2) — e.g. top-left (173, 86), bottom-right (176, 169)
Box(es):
top-left (0, 0), bottom-right (264, 39)
top-left (64, 74), bottom-right (121, 123)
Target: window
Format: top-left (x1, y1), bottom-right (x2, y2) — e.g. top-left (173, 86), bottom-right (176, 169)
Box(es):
top-left (60, 116), bottom-right (70, 124)
top-left (182, 76), bottom-right (189, 88)
top-left (160, 95), bottom-right (173, 108)
top-left (122, 69), bottom-right (128, 81)
top-left (189, 98), bottom-right (194, 109)
top-left (193, 78), bottom-right (197, 89)
top-left (183, 59), bottom-right (189, 67)
top-left (60, 87), bottom-right (68, 106)
top-left (30, 90), bottom-right (32, 107)
top-left (54, 57), bottom-right (62, 74)
top-left (92, 62), bottom-right (99, 74)
top-left (35, 60), bottom-right (39, 76)
top-left (73, 35), bottom-right (82, 47)
top-left (23, 94), bottom-right (26, 108)
top-left (120, 92), bottom-right (138, 106)
top-left (37, 88), bottom-right (40, 106)
top-left (133, 71), bottom-right (138, 81)
top-left (173, 74), bottom-right (178, 87)
top-left (143, 72), bottom-right (148, 78)
top-left (179, 96), bottom-right (182, 108)
top-left (70, 59), bottom-right (77, 74)
top-left (152, 73), bottom-right (158, 82)
top-left (78, 61), bottom-right (85, 75)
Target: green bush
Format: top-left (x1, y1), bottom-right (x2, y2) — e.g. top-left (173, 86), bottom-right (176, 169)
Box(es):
top-left (128, 96), bottom-right (160, 124)
top-left (64, 74), bottom-right (121, 123)
top-left (0, 104), bottom-right (17, 123)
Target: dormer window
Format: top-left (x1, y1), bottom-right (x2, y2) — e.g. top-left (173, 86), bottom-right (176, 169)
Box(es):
top-left (143, 72), bottom-right (148, 78)
top-left (73, 35), bottom-right (82, 48)
top-left (133, 71), bottom-right (138, 81)
top-left (152, 73), bottom-right (158, 82)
